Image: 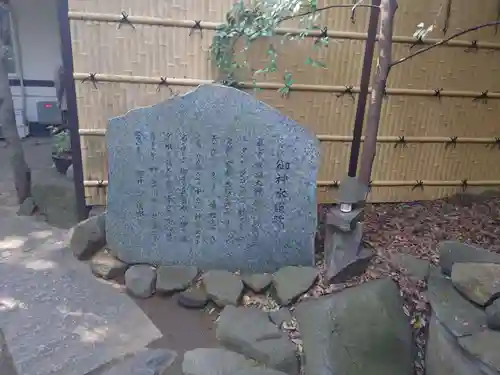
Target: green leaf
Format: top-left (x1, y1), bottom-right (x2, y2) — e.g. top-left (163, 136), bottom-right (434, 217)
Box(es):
top-left (306, 57), bottom-right (326, 68)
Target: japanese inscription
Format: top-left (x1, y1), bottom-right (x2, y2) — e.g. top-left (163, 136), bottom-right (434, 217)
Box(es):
top-left (106, 84), bottom-right (319, 272)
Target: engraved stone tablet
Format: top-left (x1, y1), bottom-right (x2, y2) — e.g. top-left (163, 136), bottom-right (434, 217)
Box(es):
top-left (106, 84), bottom-right (319, 272)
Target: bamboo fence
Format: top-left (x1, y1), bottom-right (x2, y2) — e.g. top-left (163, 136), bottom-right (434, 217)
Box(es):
top-left (68, 0), bottom-right (500, 205)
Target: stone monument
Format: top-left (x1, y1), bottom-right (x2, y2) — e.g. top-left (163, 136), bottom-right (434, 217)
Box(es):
top-left (106, 84), bottom-right (319, 272)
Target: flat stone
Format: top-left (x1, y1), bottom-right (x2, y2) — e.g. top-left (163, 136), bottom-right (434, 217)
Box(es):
top-left (90, 249), bottom-right (128, 280)
top-left (486, 299), bottom-right (500, 330)
top-left (0, 329), bottom-right (18, 375)
top-left (156, 265), bottom-right (198, 293)
top-left (391, 253), bottom-right (430, 281)
top-left (426, 313), bottom-right (483, 375)
top-left (451, 263), bottom-right (500, 306)
top-left (216, 306), bottom-right (298, 374)
top-left (70, 213), bottom-right (106, 260)
top-left (426, 272), bottom-right (487, 337)
top-left (272, 266), bottom-right (318, 305)
top-left (324, 222), bottom-right (374, 283)
top-left (178, 287), bottom-right (209, 309)
top-left (125, 265), bottom-right (157, 299)
top-left (242, 273), bottom-right (272, 293)
top-left (269, 308), bottom-right (293, 328)
top-left (295, 278), bottom-right (413, 375)
top-left (101, 348), bottom-right (176, 375)
top-left (106, 84), bottom-right (319, 273)
top-left (203, 270), bottom-right (243, 307)
top-left (439, 241), bottom-right (500, 276)
top-left (459, 331), bottom-right (500, 373)
top-left (17, 197), bottom-right (37, 217)
top-left (182, 348), bottom-right (257, 375)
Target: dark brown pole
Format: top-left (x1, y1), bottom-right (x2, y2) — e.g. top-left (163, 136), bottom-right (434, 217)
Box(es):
top-left (348, 0), bottom-right (381, 177)
top-left (358, 0), bottom-right (398, 185)
top-left (56, 0), bottom-right (88, 221)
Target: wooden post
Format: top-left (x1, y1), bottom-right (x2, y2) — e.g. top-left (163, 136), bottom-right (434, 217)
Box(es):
top-left (358, 0), bottom-right (398, 185)
top-left (0, 3), bottom-right (31, 203)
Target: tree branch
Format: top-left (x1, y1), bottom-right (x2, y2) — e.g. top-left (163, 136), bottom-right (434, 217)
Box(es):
top-left (281, 2), bottom-right (379, 23)
top-left (391, 20), bottom-right (500, 67)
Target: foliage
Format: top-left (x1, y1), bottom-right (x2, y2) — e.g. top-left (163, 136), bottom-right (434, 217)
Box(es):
top-left (210, 0), bottom-right (329, 94)
top-left (49, 127), bottom-right (71, 156)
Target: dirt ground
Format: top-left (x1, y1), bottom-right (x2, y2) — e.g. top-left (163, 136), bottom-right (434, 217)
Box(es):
top-left (0, 137), bottom-right (218, 375)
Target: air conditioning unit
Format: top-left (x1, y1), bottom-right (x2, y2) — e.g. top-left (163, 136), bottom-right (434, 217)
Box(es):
top-left (36, 101), bottom-right (62, 125)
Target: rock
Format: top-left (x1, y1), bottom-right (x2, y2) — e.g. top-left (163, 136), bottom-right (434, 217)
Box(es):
top-left (203, 270), bottom-right (243, 306)
top-left (69, 213), bottom-right (106, 260)
top-left (216, 306), bottom-right (298, 374)
top-left (426, 272), bottom-right (487, 337)
top-left (272, 266), bottom-right (318, 305)
top-left (486, 299), bottom-right (500, 330)
top-left (90, 249), bottom-right (128, 280)
top-left (125, 265), bottom-right (157, 298)
top-left (439, 241), bottom-right (500, 276)
top-left (178, 287), bottom-right (209, 309)
top-left (66, 164), bottom-right (74, 180)
top-left (32, 183), bottom-right (78, 229)
top-left (0, 330), bottom-right (18, 375)
top-left (295, 278), bottom-right (413, 375)
top-left (242, 273), bottom-right (272, 293)
top-left (459, 331), bottom-right (500, 373)
top-left (17, 197), bottom-right (37, 216)
top-left (182, 348), bottom-right (257, 375)
top-left (156, 265), bottom-right (198, 293)
top-left (391, 253), bottom-right (430, 281)
top-left (101, 348), bottom-right (176, 375)
top-left (451, 263), bottom-right (500, 306)
top-left (269, 308), bottom-right (293, 328)
top-left (426, 313), bottom-right (483, 375)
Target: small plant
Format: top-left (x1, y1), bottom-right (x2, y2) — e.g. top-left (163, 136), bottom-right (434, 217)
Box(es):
top-left (49, 127), bottom-right (71, 157)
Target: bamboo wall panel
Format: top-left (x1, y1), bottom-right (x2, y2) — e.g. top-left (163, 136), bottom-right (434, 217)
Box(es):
top-left (70, 21), bottom-right (500, 92)
top-left (69, 0), bottom-right (500, 205)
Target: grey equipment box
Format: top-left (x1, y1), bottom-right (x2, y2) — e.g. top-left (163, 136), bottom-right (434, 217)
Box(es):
top-left (36, 101), bottom-right (62, 125)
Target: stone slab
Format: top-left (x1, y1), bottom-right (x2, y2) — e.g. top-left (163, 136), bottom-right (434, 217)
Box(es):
top-left (0, 208), bottom-right (162, 375)
top-left (295, 278), bottom-right (413, 375)
top-left (451, 263), bottom-right (500, 306)
top-left (106, 84), bottom-right (319, 272)
top-left (426, 272), bottom-right (487, 337)
top-left (439, 241), bottom-right (500, 276)
top-left (426, 313), bottom-right (484, 375)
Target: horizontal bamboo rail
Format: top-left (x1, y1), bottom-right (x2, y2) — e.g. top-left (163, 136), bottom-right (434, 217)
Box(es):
top-left (78, 129), bottom-right (500, 145)
top-left (68, 12), bottom-right (500, 51)
top-left (73, 73), bottom-right (500, 99)
top-left (84, 180), bottom-right (500, 188)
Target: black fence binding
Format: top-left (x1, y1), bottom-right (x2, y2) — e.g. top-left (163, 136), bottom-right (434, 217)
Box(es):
top-left (394, 136), bottom-right (408, 149)
top-left (473, 90), bottom-right (489, 104)
top-left (82, 73), bottom-right (98, 89)
top-left (412, 180), bottom-right (424, 191)
top-left (189, 20), bottom-right (203, 38)
top-left (445, 136), bottom-right (458, 149)
top-left (336, 85), bottom-right (355, 101)
top-left (118, 11), bottom-right (135, 29)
